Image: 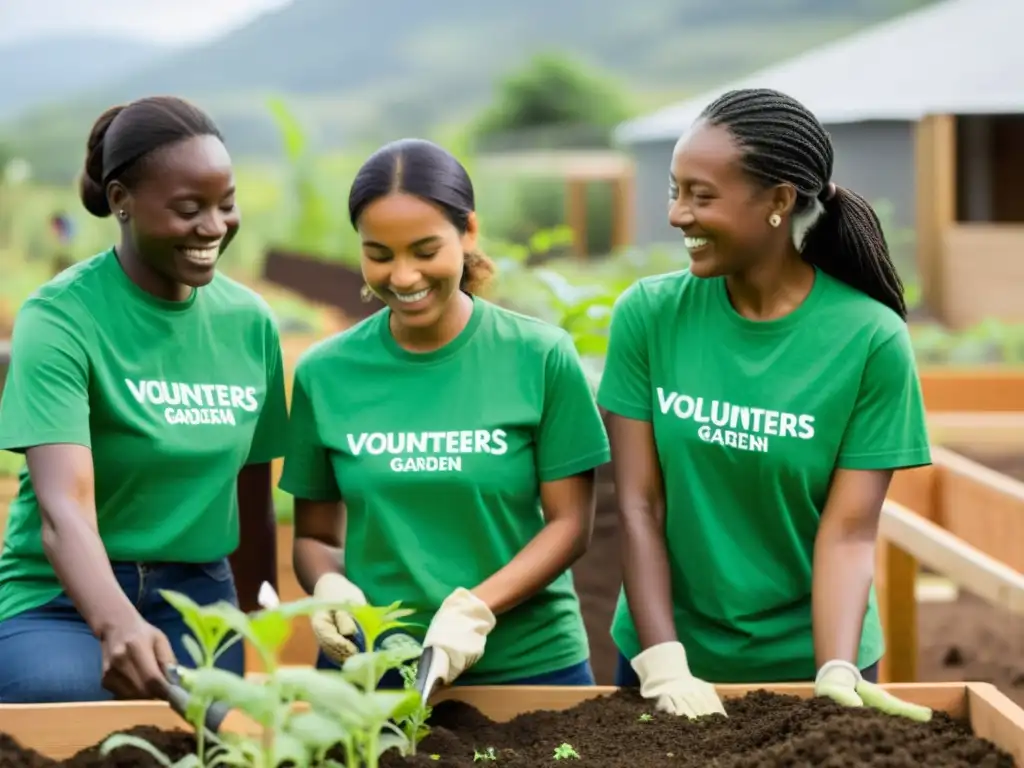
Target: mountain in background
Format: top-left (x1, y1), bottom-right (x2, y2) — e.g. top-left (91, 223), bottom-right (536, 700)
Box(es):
top-left (0, 36), bottom-right (167, 120)
top-left (0, 0), bottom-right (940, 181)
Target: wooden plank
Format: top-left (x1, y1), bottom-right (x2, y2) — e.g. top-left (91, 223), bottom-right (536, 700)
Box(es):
top-left (879, 500), bottom-right (1024, 617)
top-left (0, 683), bottom-right (991, 760)
top-left (929, 412), bottom-right (1024, 452)
top-left (920, 369), bottom-right (1024, 412)
top-left (933, 446), bottom-right (1024, 572)
top-left (969, 682), bottom-right (1024, 768)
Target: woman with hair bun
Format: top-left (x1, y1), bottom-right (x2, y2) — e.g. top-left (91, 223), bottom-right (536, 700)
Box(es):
top-left (279, 138), bottom-right (610, 689)
top-left (0, 96), bottom-right (288, 702)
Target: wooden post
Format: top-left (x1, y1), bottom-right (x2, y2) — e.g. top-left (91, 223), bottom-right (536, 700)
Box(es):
top-left (565, 178), bottom-right (589, 258)
top-left (913, 114), bottom-right (957, 322)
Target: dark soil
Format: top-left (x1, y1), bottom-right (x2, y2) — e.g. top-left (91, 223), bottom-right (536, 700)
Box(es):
top-left (376, 689), bottom-right (1014, 766)
top-left (3, 689), bottom-right (1008, 767)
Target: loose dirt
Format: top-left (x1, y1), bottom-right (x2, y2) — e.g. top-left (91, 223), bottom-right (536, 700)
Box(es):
top-left (1, 689), bottom-right (1009, 766)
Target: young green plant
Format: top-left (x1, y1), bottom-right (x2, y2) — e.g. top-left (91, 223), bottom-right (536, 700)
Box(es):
top-left (100, 593), bottom-right (426, 768)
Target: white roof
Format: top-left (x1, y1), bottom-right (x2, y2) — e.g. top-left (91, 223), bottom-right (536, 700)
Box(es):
top-left (616, 0), bottom-right (1024, 145)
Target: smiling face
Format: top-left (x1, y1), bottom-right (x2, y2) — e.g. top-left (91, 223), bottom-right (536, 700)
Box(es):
top-left (356, 191), bottom-right (477, 332)
top-left (668, 120), bottom-right (791, 278)
top-left (110, 134), bottom-right (240, 289)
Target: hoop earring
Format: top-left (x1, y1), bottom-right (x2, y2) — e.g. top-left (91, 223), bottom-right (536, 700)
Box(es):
top-left (359, 284), bottom-right (374, 303)
top-left (768, 212), bottom-right (782, 228)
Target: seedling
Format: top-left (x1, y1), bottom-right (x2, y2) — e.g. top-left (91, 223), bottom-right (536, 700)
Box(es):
top-left (396, 657), bottom-right (433, 754)
top-left (473, 746), bottom-right (498, 761)
top-left (100, 591), bottom-right (427, 768)
top-left (553, 743), bottom-right (580, 760)
top-left (638, 712), bottom-right (653, 722)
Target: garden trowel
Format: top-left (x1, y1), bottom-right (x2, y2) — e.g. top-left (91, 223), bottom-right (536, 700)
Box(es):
top-left (414, 645), bottom-right (450, 706)
top-left (160, 581), bottom-right (283, 738)
top-left (163, 664), bottom-right (235, 737)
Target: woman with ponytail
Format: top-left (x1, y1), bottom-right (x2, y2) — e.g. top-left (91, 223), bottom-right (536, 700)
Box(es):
top-left (598, 88), bottom-right (931, 720)
top-left (280, 138), bottom-right (609, 689)
top-left (0, 97), bottom-right (288, 702)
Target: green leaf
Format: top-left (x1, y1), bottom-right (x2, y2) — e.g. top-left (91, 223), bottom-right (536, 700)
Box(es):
top-left (265, 96), bottom-right (307, 162)
top-left (271, 731), bottom-right (310, 767)
top-left (100, 734), bottom-right (176, 765)
top-left (377, 729), bottom-right (411, 759)
top-left (286, 710), bottom-right (353, 750)
top-left (176, 667), bottom-right (279, 725)
top-left (180, 634), bottom-right (205, 667)
top-left (275, 668), bottom-right (370, 729)
top-left (365, 689), bottom-right (423, 723)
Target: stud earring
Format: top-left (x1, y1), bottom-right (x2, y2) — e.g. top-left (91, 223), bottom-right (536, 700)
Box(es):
top-left (768, 213), bottom-right (782, 228)
top-left (117, 209), bottom-right (128, 221)
top-left (359, 284), bottom-right (374, 303)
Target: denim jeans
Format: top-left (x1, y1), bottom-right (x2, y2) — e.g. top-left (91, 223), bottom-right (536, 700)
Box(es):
top-left (614, 652), bottom-right (880, 687)
top-left (0, 558), bottom-right (244, 703)
top-left (315, 628), bottom-right (595, 688)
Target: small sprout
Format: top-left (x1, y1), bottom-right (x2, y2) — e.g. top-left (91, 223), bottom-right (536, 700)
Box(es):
top-left (430, 756), bottom-right (441, 761)
top-left (474, 746), bottom-right (498, 761)
top-left (553, 743), bottom-right (580, 760)
top-left (638, 712), bottom-right (654, 722)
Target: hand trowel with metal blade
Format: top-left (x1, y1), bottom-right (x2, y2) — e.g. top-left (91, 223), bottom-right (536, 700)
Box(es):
top-left (413, 646), bottom-right (450, 706)
top-left (163, 580), bottom-right (282, 737)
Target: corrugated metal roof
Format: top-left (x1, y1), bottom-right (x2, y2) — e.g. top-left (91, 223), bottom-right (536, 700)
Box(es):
top-left (616, 0), bottom-right (1024, 145)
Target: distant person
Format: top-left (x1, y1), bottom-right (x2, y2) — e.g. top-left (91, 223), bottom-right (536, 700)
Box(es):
top-left (48, 212), bottom-right (75, 274)
top-left (279, 138), bottom-right (610, 688)
top-left (0, 96), bottom-right (289, 703)
top-left (598, 89), bottom-right (932, 720)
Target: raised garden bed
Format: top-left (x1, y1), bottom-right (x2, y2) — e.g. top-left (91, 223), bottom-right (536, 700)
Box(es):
top-left (919, 368), bottom-right (1024, 412)
top-left (878, 446), bottom-right (1024, 708)
top-left (0, 683), bottom-right (1019, 767)
top-left (914, 446), bottom-right (1024, 709)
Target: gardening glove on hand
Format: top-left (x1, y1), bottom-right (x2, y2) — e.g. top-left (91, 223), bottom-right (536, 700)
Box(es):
top-left (311, 572), bottom-right (367, 665)
top-left (814, 660), bottom-right (932, 722)
top-left (631, 641), bottom-right (727, 719)
top-left (421, 587), bottom-right (496, 685)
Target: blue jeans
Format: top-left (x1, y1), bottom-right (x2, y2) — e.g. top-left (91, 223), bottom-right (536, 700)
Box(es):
top-left (0, 559), bottom-right (244, 703)
top-left (315, 628), bottom-right (595, 688)
top-left (614, 652), bottom-right (880, 686)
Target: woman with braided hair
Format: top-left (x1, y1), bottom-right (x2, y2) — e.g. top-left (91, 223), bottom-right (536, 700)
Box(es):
top-left (598, 88), bottom-right (931, 720)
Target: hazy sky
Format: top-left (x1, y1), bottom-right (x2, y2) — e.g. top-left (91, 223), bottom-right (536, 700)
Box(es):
top-left (0, 0), bottom-right (295, 46)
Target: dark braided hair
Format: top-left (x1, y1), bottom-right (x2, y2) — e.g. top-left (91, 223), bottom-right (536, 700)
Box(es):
top-left (698, 88), bottom-right (907, 320)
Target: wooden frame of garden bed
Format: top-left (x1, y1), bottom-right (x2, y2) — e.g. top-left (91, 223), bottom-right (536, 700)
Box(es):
top-left (1, 682), bottom-right (1022, 764)
top-left (879, 445), bottom-right (1024, 684)
top-left (920, 368), bottom-right (1024, 413)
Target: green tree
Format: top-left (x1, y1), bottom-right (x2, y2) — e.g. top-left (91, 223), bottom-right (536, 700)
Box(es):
top-left (472, 53), bottom-right (632, 150)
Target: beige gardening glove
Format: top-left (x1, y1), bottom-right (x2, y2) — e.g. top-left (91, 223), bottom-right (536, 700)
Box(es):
top-left (814, 659), bottom-right (932, 722)
top-left (311, 572), bottom-right (367, 665)
top-left (421, 588), bottom-right (497, 685)
top-left (631, 641), bottom-right (727, 719)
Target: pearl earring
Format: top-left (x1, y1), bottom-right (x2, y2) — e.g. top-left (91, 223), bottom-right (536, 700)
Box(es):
top-left (769, 213), bottom-right (782, 228)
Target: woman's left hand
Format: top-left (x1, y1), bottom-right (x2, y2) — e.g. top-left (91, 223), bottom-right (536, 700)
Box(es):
top-left (814, 660), bottom-right (932, 722)
top-left (422, 588), bottom-right (497, 684)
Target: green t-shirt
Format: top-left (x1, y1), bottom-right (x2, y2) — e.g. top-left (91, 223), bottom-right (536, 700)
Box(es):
top-left (597, 268), bottom-right (931, 683)
top-left (278, 296), bottom-right (610, 683)
top-left (0, 248), bottom-right (289, 622)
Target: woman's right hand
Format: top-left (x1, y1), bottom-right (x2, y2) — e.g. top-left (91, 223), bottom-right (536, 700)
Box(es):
top-left (631, 641), bottom-right (727, 718)
top-left (99, 613), bottom-right (177, 700)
